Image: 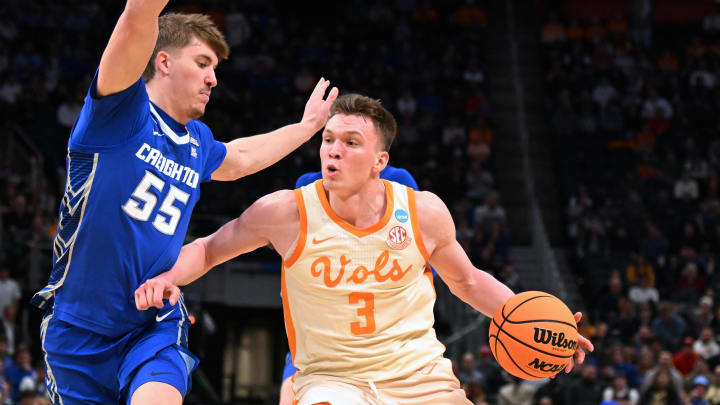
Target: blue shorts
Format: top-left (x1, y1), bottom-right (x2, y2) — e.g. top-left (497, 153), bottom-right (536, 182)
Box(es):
top-left (282, 351), bottom-right (297, 382)
top-left (40, 302), bottom-right (198, 405)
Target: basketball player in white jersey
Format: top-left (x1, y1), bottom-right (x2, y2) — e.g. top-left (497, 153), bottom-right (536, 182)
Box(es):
top-left (135, 94), bottom-right (593, 404)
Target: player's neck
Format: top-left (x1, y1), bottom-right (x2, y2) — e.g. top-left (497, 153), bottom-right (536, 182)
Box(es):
top-left (146, 82), bottom-right (190, 125)
top-left (326, 179), bottom-right (386, 229)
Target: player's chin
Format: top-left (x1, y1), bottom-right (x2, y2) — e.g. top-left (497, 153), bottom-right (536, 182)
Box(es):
top-left (189, 104), bottom-right (206, 120)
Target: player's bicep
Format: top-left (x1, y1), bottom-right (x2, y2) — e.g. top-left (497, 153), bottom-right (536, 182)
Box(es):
top-left (429, 238), bottom-right (478, 288)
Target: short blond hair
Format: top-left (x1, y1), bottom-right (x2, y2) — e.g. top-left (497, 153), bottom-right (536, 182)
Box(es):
top-left (330, 94), bottom-right (397, 152)
top-left (143, 13), bottom-right (229, 82)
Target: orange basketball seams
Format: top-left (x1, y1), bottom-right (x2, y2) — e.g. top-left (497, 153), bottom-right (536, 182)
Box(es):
top-left (488, 291), bottom-right (577, 380)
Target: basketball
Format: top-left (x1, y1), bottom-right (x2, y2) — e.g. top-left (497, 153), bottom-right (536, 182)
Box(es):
top-left (488, 291), bottom-right (578, 380)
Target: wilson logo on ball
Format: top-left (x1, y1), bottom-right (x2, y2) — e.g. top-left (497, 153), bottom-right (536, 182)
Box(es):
top-left (527, 358), bottom-right (567, 373)
top-left (532, 328), bottom-right (577, 350)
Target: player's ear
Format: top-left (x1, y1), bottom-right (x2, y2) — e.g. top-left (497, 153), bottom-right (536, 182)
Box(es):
top-left (375, 151), bottom-right (389, 173)
top-left (155, 50), bottom-right (172, 77)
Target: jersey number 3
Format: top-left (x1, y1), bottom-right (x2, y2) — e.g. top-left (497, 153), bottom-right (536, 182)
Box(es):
top-left (349, 292), bottom-right (376, 335)
top-left (122, 171), bottom-right (189, 235)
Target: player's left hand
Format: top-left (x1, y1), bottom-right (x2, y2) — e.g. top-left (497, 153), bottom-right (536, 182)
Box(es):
top-left (300, 77), bottom-right (339, 134)
top-left (563, 312), bottom-right (594, 374)
top-left (134, 277), bottom-right (181, 310)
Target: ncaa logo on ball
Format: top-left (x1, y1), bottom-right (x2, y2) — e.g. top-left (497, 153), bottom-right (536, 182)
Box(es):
top-left (394, 209), bottom-right (409, 223)
top-left (386, 226), bottom-right (412, 250)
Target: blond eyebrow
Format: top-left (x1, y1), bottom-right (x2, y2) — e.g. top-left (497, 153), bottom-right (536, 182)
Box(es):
top-left (324, 128), bottom-right (365, 137)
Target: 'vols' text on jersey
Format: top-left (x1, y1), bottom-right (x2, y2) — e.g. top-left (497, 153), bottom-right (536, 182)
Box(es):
top-left (32, 73), bottom-right (226, 337)
top-left (282, 180), bottom-right (445, 382)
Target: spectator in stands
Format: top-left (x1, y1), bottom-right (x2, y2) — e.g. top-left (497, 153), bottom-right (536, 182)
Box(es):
top-left (0, 265), bottom-right (20, 317)
top-left (476, 346), bottom-right (503, 399)
top-left (640, 369), bottom-right (683, 405)
top-left (707, 365), bottom-right (720, 405)
top-left (652, 303), bottom-right (687, 350)
top-left (675, 262), bottom-right (707, 305)
top-left (499, 375), bottom-right (536, 405)
top-left (675, 169), bottom-right (700, 201)
top-left (674, 337), bottom-right (700, 376)
top-left (473, 191), bottom-right (506, 227)
top-left (690, 296), bottom-right (716, 333)
top-left (626, 253), bottom-right (656, 287)
top-left (642, 351), bottom-right (685, 399)
top-left (1, 303), bottom-right (18, 357)
top-left (565, 363), bottom-right (603, 405)
top-left (457, 352), bottom-right (484, 387)
top-left (690, 375), bottom-right (711, 405)
top-left (694, 328), bottom-right (720, 360)
top-left (602, 370), bottom-right (639, 405)
top-left (629, 274), bottom-right (660, 307)
top-left (610, 298), bottom-right (639, 344)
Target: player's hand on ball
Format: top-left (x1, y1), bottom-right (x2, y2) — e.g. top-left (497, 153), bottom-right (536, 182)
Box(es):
top-left (301, 77), bottom-right (339, 134)
top-left (563, 312), bottom-right (594, 374)
top-left (134, 278), bottom-right (180, 310)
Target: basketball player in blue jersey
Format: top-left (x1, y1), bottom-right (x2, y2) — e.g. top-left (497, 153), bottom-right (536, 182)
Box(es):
top-left (31, 2), bottom-right (338, 404)
top-left (278, 166), bottom-right (419, 404)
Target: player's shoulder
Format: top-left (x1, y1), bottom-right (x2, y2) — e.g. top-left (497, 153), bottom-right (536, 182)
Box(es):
top-left (414, 190), bottom-right (447, 214)
top-left (254, 189), bottom-right (299, 214)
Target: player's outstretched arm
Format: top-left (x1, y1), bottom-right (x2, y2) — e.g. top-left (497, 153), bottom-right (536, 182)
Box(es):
top-left (211, 78), bottom-right (339, 181)
top-left (97, 0), bottom-right (169, 97)
top-left (417, 191), bottom-right (514, 317)
top-left (135, 190), bottom-right (299, 310)
top-left (417, 191), bottom-right (594, 372)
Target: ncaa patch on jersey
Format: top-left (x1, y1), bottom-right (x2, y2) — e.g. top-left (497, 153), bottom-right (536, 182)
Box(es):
top-left (189, 136), bottom-right (199, 147)
top-left (386, 226), bottom-right (412, 250)
top-left (394, 209), bottom-right (409, 223)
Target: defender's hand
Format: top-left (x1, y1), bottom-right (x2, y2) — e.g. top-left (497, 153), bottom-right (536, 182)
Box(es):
top-left (134, 277), bottom-right (180, 310)
top-left (301, 77), bottom-right (339, 134)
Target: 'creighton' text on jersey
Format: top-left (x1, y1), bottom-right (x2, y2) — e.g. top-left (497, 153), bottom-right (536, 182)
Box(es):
top-left (32, 73), bottom-right (226, 337)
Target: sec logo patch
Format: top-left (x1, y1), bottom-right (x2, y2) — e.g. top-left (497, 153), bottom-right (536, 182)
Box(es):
top-left (386, 226), bottom-right (412, 250)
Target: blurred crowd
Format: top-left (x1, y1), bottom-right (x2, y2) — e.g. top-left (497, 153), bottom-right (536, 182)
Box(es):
top-left (532, 1), bottom-right (720, 405)
top-left (0, 0), bottom-right (517, 403)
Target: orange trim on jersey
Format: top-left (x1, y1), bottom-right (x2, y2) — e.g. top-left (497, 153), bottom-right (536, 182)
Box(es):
top-left (284, 188), bottom-right (308, 269)
top-left (314, 179), bottom-right (394, 238)
top-left (407, 187), bottom-right (430, 261)
top-left (281, 188), bottom-right (306, 361)
top-left (281, 263), bottom-right (297, 360)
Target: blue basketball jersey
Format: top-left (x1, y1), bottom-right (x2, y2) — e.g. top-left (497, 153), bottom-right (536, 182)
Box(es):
top-left (32, 73), bottom-right (226, 337)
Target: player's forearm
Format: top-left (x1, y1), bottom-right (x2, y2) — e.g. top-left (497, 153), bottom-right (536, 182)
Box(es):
top-left (125, 0), bottom-right (169, 18)
top-left (448, 269), bottom-right (514, 318)
top-left (220, 122), bottom-right (316, 180)
top-left (159, 238), bottom-right (213, 286)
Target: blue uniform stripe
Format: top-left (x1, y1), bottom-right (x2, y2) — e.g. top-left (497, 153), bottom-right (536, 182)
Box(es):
top-left (32, 151), bottom-right (98, 309)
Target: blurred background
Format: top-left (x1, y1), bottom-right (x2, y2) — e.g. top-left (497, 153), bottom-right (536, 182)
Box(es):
top-left (1, 0), bottom-right (720, 404)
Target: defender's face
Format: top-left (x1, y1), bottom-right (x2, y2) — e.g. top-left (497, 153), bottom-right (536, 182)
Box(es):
top-left (320, 114), bottom-right (385, 192)
top-left (169, 37), bottom-right (218, 120)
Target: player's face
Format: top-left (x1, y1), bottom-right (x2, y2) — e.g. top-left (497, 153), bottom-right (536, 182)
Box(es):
top-left (320, 114), bottom-right (387, 192)
top-left (170, 37), bottom-right (218, 121)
